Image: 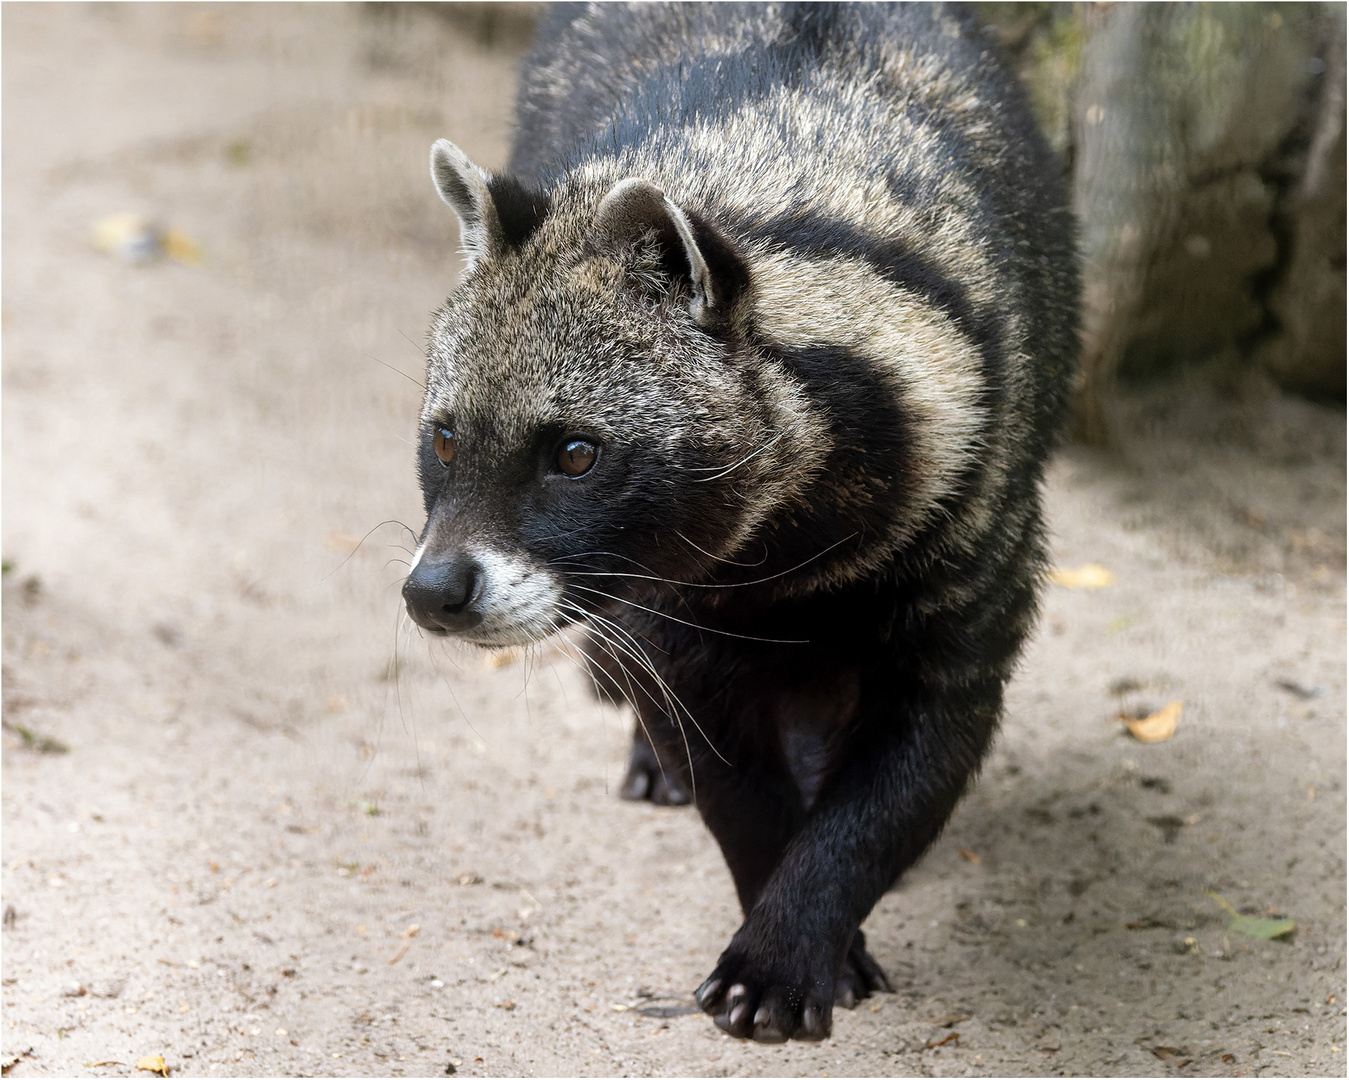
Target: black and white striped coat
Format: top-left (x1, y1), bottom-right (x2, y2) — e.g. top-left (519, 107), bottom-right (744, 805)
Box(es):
top-left (404, 2), bottom-right (1079, 1043)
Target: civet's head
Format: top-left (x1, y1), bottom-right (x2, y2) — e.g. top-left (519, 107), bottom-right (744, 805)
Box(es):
top-left (402, 141), bottom-right (826, 646)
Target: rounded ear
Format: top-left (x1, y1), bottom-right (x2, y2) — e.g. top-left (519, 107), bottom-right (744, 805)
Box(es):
top-left (430, 139), bottom-right (503, 267)
top-left (594, 179), bottom-right (745, 330)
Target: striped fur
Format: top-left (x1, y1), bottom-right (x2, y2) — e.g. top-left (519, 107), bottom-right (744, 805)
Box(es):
top-left (406, 2), bottom-right (1078, 1043)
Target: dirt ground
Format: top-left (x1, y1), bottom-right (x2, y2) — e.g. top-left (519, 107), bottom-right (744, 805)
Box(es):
top-left (2, 5), bottom-right (1345, 1078)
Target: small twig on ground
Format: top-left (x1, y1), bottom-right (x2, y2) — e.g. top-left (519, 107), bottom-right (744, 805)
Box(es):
top-left (388, 923), bottom-right (421, 965)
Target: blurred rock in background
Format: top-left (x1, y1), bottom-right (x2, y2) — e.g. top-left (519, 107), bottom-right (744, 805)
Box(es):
top-left (983, 2), bottom-right (1346, 442)
top-left (364, 1), bottom-right (541, 59)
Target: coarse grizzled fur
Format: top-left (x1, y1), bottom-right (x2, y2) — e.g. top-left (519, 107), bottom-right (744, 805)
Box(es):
top-left (403, 1), bottom-right (1079, 1044)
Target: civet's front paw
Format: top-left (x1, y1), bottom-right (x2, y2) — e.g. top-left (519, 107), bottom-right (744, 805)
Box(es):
top-left (695, 948), bottom-right (834, 1043)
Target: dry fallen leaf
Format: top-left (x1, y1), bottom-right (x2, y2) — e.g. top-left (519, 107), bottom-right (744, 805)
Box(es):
top-left (956, 848), bottom-right (981, 864)
top-left (136, 1054), bottom-right (169, 1077)
top-left (160, 229), bottom-right (202, 266)
top-left (1047, 563), bottom-right (1115, 589)
top-left (1121, 700), bottom-right (1183, 743)
top-left (1206, 892), bottom-right (1297, 940)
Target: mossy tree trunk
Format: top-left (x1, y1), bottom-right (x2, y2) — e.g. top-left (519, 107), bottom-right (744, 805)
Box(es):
top-left (983, 3), bottom-right (1346, 442)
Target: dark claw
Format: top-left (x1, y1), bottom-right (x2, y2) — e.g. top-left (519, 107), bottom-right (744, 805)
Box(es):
top-left (751, 994), bottom-right (796, 1043)
top-left (799, 1002), bottom-right (830, 1041)
top-left (753, 1010), bottom-right (789, 1042)
top-left (620, 736), bottom-right (691, 805)
top-left (725, 983), bottom-right (748, 1010)
top-left (651, 771), bottom-right (691, 805)
top-left (695, 975), bottom-right (723, 1011)
top-left (835, 932), bottom-right (892, 1008)
top-left (710, 983), bottom-right (754, 1038)
top-left (619, 765), bottom-right (651, 801)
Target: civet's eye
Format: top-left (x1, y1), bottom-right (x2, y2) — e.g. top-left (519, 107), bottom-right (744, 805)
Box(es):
top-left (557, 438), bottom-right (598, 477)
top-left (433, 426), bottom-right (455, 466)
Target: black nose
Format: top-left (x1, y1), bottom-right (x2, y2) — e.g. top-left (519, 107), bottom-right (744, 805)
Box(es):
top-left (403, 552), bottom-right (484, 633)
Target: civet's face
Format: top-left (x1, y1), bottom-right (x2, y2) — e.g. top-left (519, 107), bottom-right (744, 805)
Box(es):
top-left (403, 208), bottom-right (770, 647)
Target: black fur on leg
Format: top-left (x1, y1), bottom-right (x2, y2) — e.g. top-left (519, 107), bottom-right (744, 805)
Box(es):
top-left (632, 567), bottom-right (1021, 1043)
top-left (620, 727), bottom-right (691, 806)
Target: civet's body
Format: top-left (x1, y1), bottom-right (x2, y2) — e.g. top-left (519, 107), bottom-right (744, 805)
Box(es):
top-left (404, 3), bottom-right (1079, 1042)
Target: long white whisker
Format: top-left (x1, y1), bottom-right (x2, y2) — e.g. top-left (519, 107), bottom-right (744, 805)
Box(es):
top-left (568, 583), bottom-right (808, 644)
top-left (561, 614), bottom-right (705, 795)
top-left (325, 518), bottom-right (420, 581)
top-left (550, 532), bottom-right (857, 593)
top-left (567, 602), bottom-right (726, 773)
top-left (565, 604), bottom-right (680, 721)
top-left (675, 530), bottom-right (769, 568)
top-left (420, 628), bottom-right (489, 748)
top-left (549, 549), bottom-right (670, 577)
top-left (687, 429), bottom-right (785, 483)
top-left (552, 624), bottom-right (683, 793)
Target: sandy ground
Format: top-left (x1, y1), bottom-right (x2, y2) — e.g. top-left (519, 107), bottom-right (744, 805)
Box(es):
top-left (1, 5), bottom-right (1345, 1078)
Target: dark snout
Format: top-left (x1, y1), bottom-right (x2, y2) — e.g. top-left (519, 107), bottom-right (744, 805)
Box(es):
top-left (403, 551), bottom-right (484, 634)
